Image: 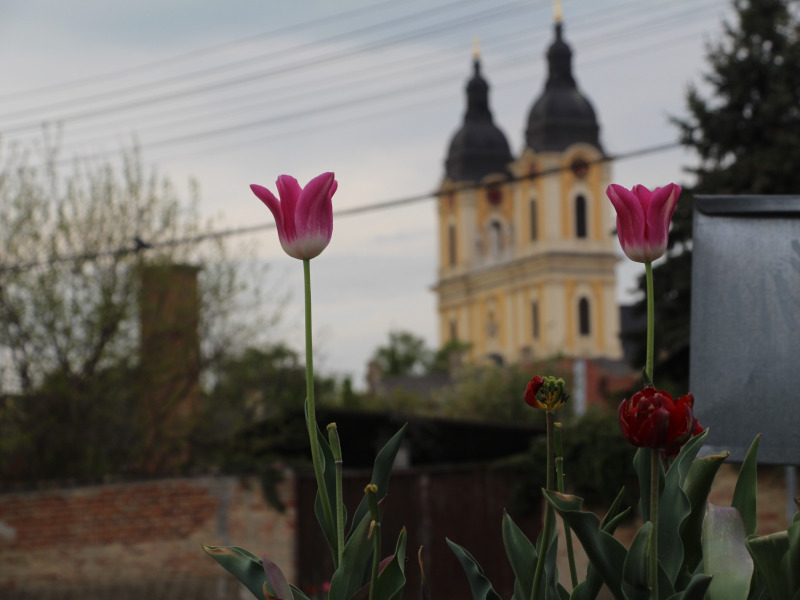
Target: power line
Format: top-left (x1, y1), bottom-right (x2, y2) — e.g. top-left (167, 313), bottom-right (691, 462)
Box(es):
top-left (0, 1), bottom-right (533, 132)
top-left (0, 139), bottom-right (682, 274)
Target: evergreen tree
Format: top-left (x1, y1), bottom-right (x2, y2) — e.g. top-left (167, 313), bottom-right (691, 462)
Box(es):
top-left (626, 0), bottom-right (800, 392)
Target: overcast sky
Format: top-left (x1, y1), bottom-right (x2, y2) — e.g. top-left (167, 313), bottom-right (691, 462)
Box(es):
top-left (0, 0), bottom-right (734, 386)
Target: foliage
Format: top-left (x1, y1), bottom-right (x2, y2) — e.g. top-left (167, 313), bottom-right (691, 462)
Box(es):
top-left (510, 407), bottom-right (637, 518)
top-left (369, 330), bottom-right (433, 376)
top-left (195, 344), bottom-right (338, 475)
top-left (0, 137), bottom-right (275, 481)
top-left (626, 0), bottom-right (800, 390)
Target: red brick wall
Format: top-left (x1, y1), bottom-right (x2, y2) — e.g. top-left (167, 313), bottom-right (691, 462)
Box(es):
top-left (0, 474), bottom-right (296, 592)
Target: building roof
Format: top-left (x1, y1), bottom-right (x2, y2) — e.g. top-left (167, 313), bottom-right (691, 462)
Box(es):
top-left (525, 22), bottom-right (602, 153)
top-left (444, 57), bottom-right (513, 183)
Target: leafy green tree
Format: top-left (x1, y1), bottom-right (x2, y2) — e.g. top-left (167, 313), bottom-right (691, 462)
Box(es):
top-left (627, 0), bottom-right (800, 391)
top-left (370, 330), bottom-right (433, 376)
top-left (0, 137), bottom-right (275, 480)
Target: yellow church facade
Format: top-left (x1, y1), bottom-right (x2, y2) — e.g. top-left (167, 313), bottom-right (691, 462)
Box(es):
top-left (434, 19), bottom-right (622, 366)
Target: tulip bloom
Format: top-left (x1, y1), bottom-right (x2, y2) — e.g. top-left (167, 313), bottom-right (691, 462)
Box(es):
top-left (618, 387), bottom-right (694, 449)
top-left (251, 172), bottom-right (337, 260)
top-left (524, 375), bottom-right (567, 411)
top-left (663, 416), bottom-right (704, 458)
top-left (606, 183), bottom-right (681, 263)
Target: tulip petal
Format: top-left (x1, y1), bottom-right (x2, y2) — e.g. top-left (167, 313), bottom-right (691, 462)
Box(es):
top-left (644, 184), bottom-right (681, 260)
top-left (294, 172), bottom-right (335, 259)
top-left (275, 175), bottom-right (302, 243)
top-left (606, 184), bottom-right (646, 262)
top-left (250, 184), bottom-right (288, 246)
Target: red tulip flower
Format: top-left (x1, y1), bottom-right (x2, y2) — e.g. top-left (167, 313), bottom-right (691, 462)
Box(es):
top-left (606, 183), bottom-right (681, 263)
top-left (251, 172), bottom-right (337, 260)
top-left (524, 375), bottom-right (567, 411)
top-left (663, 416), bottom-right (704, 458)
top-left (618, 387), bottom-right (694, 449)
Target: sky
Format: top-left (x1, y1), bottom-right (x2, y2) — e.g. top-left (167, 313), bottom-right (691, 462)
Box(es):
top-left (0, 0), bottom-right (734, 387)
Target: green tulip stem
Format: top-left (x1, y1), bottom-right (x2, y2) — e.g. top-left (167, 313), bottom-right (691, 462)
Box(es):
top-left (531, 411), bottom-right (557, 600)
top-left (645, 261), bottom-right (654, 383)
top-left (650, 447), bottom-right (660, 600)
top-left (554, 426), bottom-right (578, 589)
top-left (328, 424), bottom-right (345, 566)
top-left (303, 258), bottom-right (336, 565)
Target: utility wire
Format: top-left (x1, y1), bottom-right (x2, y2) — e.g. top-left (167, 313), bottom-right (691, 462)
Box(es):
top-left (0, 139), bottom-right (682, 274)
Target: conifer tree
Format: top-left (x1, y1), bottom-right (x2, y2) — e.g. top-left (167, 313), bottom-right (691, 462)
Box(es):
top-left (626, 0), bottom-right (800, 391)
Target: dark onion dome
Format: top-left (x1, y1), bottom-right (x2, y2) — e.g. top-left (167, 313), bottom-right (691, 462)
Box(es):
top-left (525, 21), bottom-right (602, 153)
top-left (445, 57), bottom-right (513, 182)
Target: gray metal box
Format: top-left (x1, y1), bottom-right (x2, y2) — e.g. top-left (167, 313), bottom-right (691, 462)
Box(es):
top-left (691, 195), bottom-right (800, 464)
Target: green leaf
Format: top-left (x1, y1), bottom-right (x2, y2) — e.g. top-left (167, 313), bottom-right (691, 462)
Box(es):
top-left (621, 521), bottom-right (652, 600)
top-left (446, 538), bottom-right (502, 600)
top-left (328, 510), bottom-right (375, 600)
top-left (702, 504), bottom-right (753, 600)
top-left (634, 448), bottom-right (663, 522)
top-left (349, 424), bottom-right (408, 539)
top-left (659, 430), bottom-right (711, 582)
top-left (732, 434), bottom-right (761, 537)
top-left (543, 490), bottom-right (627, 600)
top-left (290, 586), bottom-right (312, 600)
top-left (788, 520), bottom-right (800, 595)
top-left (373, 528), bottom-right (408, 600)
top-left (262, 555), bottom-right (293, 600)
top-left (747, 530), bottom-right (790, 600)
top-left (203, 545), bottom-right (269, 600)
top-left (502, 511), bottom-right (536, 600)
top-left (680, 452), bottom-right (729, 574)
top-left (307, 403), bottom-right (338, 559)
top-left (664, 573), bottom-right (712, 600)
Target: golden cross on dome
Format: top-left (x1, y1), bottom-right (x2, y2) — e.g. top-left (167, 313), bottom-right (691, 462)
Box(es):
top-left (554, 0), bottom-right (563, 23)
top-left (472, 36), bottom-right (481, 59)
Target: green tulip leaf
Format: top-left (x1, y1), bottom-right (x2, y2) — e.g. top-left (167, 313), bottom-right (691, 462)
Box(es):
top-left (702, 504), bottom-right (753, 600)
top-left (373, 528), bottom-right (407, 600)
top-left (747, 530), bottom-right (790, 600)
top-left (621, 521), bottom-right (653, 600)
top-left (446, 538), bottom-right (502, 600)
top-left (634, 448), bottom-right (664, 522)
top-left (290, 586), bottom-right (312, 600)
top-left (306, 403), bottom-right (338, 559)
top-left (349, 423), bottom-right (408, 539)
top-left (664, 573), bottom-right (712, 600)
top-left (680, 452), bottom-right (729, 574)
top-left (328, 509), bottom-right (375, 600)
top-left (543, 490), bottom-right (627, 600)
top-left (788, 520), bottom-right (800, 595)
top-left (501, 511), bottom-right (536, 600)
top-left (732, 434), bottom-right (761, 537)
top-left (203, 545), bottom-right (270, 600)
top-left (262, 555), bottom-right (293, 600)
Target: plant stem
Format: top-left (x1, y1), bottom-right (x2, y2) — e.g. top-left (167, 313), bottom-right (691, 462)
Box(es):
top-left (368, 520), bottom-right (382, 600)
top-left (328, 424), bottom-right (345, 566)
top-left (650, 448), bottom-right (660, 600)
top-left (303, 259), bottom-right (335, 563)
top-left (645, 261), bottom-right (654, 383)
top-left (554, 426), bottom-right (578, 589)
top-left (531, 411), bottom-right (557, 600)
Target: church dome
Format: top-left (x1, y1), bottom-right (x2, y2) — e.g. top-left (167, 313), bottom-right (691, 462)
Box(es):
top-left (445, 58), bottom-right (513, 182)
top-left (525, 22), bottom-right (602, 153)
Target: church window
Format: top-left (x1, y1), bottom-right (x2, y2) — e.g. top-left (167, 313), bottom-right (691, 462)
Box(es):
top-left (529, 198), bottom-right (538, 241)
top-left (448, 224), bottom-right (456, 266)
top-left (532, 300), bottom-right (540, 339)
top-left (578, 297), bottom-right (591, 336)
top-left (575, 194), bottom-right (587, 238)
top-left (449, 319), bottom-right (458, 341)
top-left (488, 220), bottom-right (504, 256)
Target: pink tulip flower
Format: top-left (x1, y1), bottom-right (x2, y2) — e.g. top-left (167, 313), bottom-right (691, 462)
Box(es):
top-left (605, 183), bottom-right (681, 263)
top-left (251, 172), bottom-right (337, 260)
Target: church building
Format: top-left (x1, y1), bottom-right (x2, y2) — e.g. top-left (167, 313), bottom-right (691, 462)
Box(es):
top-left (434, 13), bottom-right (622, 366)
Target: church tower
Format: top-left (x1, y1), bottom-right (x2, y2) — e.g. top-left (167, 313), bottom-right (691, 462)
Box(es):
top-left (434, 14), bottom-right (622, 365)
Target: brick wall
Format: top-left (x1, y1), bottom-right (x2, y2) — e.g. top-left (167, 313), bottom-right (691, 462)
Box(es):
top-left (0, 474), bottom-right (296, 594)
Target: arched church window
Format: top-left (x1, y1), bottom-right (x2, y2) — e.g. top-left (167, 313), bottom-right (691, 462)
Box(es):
top-left (575, 195), bottom-right (587, 239)
top-left (488, 220), bottom-right (504, 256)
top-left (578, 297), bottom-right (591, 336)
top-left (532, 300), bottom-right (540, 339)
top-left (448, 224), bottom-right (456, 266)
top-left (529, 198), bottom-right (538, 241)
